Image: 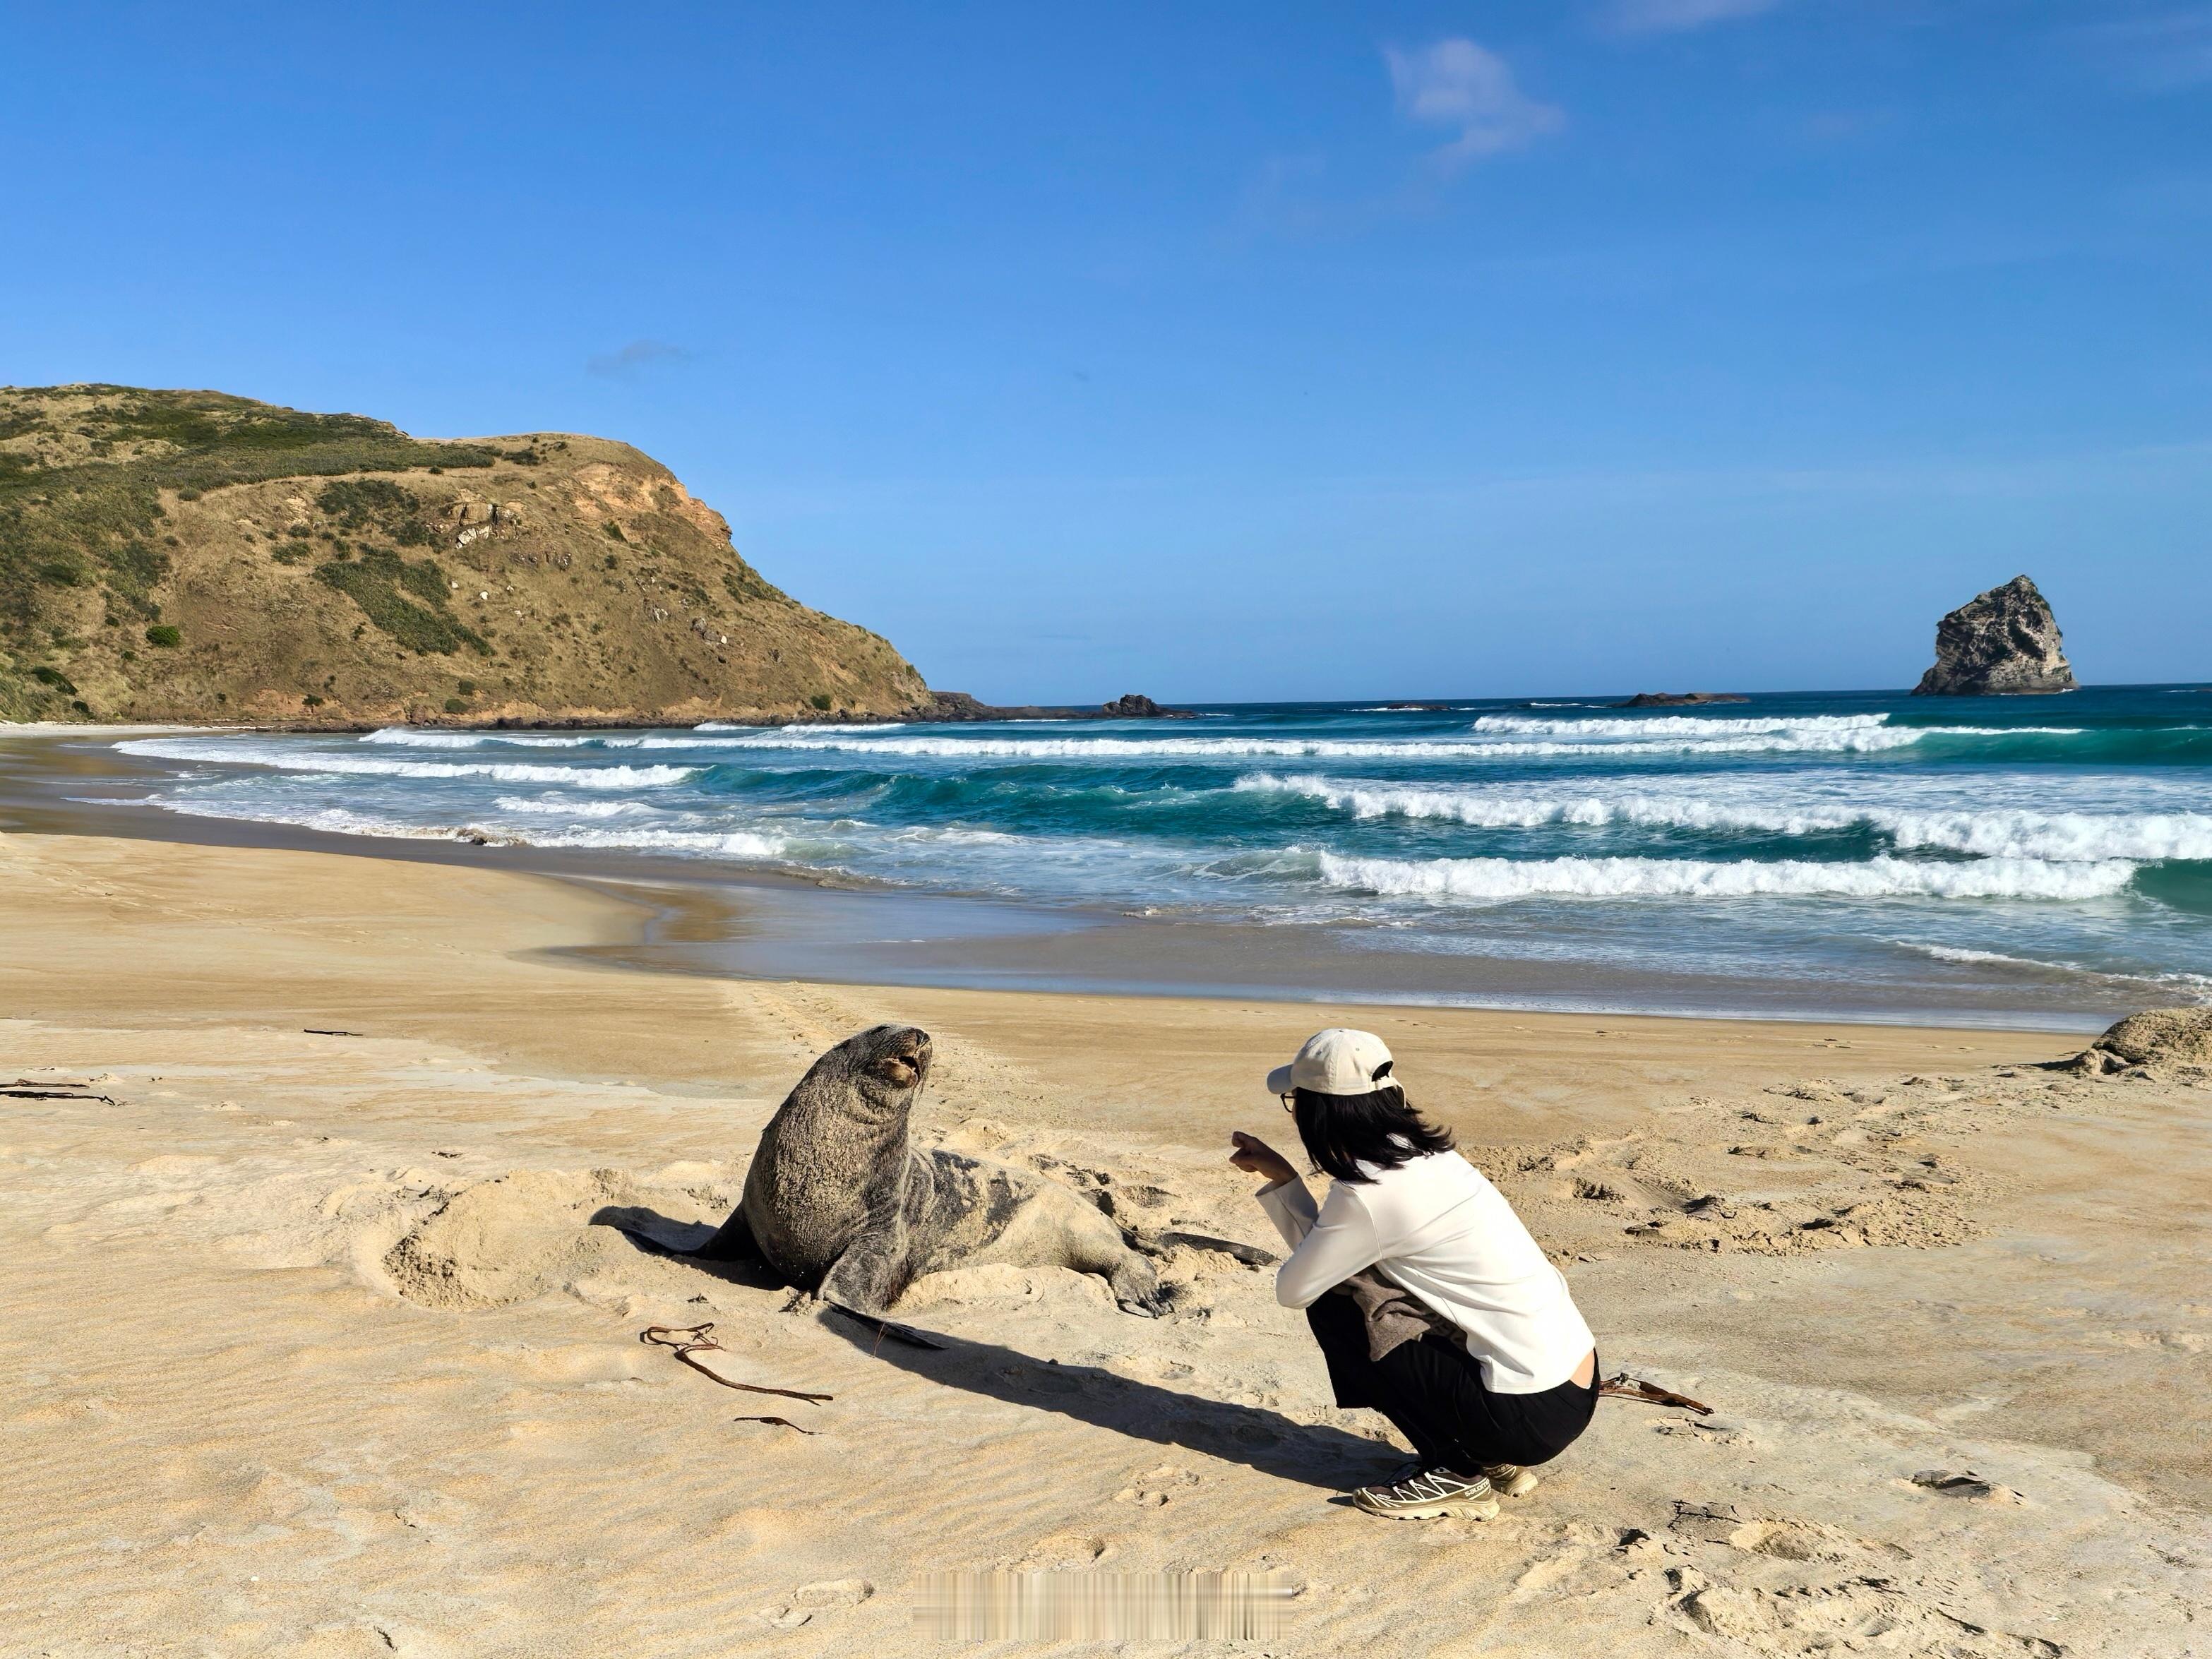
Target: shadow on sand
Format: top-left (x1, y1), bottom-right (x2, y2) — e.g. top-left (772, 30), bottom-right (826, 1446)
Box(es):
top-left (595, 1204), bottom-right (1391, 1491)
top-left (590, 1205), bottom-right (787, 1292)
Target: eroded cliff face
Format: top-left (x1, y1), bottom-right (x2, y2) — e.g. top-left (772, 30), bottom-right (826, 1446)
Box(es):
top-left (1912, 575), bottom-right (2077, 697)
top-left (0, 385), bottom-right (929, 725)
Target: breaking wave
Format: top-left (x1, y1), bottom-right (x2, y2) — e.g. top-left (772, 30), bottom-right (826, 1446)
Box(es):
top-left (693, 726), bottom-right (1923, 761)
top-left (117, 738), bottom-right (695, 789)
top-left (1237, 774), bottom-right (2212, 862)
top-left (1313, 851), bottom-right (2138, 902)
top-left (360, 727), bottom-right (606, 749)
top-left (144, 792), bottom-right (792, 858)
top-left (1469, 712), bottom-right (1904, 739)
top-left (1899, 942), bottom-right (2212, 1001)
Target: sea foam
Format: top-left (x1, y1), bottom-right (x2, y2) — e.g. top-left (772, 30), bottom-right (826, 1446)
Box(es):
top-left (693, 726), bottom-right (1925, 760)
top-left (147, 792), bottom-right (792, 858)
top-left (1313, 850), bottom-right (2138, 902)
top-left (1469, 712), bottom-right (1899, 739)
top-left (1237, 774), bottom-right (2212, 862)
top-left (117, 738), bottom-right (695, 789)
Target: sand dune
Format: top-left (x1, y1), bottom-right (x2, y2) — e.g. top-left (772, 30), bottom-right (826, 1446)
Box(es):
top-left (3, 831), bottom-right (2208, 1655)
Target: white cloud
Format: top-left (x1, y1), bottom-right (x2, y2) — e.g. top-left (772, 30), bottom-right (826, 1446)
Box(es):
top-left (1601, 0), bottom-right (1781, 36)
top-left (1384, 39), bottom-right (1565, 171)
top-left (586, 339), bottom-right (693, 378)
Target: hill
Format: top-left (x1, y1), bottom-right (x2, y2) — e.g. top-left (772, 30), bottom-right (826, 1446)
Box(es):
top-left (0, 385), bottom-right (930, 725)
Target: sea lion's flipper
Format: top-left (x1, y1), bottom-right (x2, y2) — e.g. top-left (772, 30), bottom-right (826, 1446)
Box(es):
top-left (815, 1228), bottom-right (944, 1348)
top-left (824, 1302), bottom-right (947, 1350)
top-left (1108, 1263), bottom-right (1171, 1319)
top-left (593, 1206), bottom-right (758, 1262)
top-left (818, 1228), bottom-right (920, 1318)
top-left (692, 1209), bottom-right (760, 1262)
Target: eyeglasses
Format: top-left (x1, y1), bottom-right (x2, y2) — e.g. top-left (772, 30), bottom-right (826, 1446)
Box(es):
top-left (1279, 1092), bottom-right (1296, 1115)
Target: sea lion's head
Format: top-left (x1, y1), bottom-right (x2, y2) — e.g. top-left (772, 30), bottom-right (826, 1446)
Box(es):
top-left (832, 1023), bottom-right (934, 1118)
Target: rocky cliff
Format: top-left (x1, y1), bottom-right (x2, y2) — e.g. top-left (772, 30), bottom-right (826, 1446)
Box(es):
top-left (0, 385), bottom-right (930, 725)
top-left (1911, 575), bottom-right (2077, 697)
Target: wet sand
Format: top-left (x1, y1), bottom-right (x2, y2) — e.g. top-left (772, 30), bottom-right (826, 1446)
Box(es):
top-left (4, 827), bottom-right (2208, 1655)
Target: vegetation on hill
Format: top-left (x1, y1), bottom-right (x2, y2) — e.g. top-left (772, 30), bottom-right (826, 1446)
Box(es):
top-left (0, 385), bottom-right (928, 724)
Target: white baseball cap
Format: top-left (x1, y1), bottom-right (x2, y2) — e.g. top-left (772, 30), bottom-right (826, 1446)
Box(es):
top-left (1266, 1029), bottom-right (1399, 1098)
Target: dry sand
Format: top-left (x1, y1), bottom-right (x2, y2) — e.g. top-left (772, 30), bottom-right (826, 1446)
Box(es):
top-left (3, 830), bottom-right (2208, 1656)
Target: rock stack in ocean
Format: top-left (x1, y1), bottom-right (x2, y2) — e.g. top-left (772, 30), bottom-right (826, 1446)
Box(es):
top-left (1100, 693), bottom-right (1191, 719)
top-left (909, 690), bottom-right (1193, 722)
top-left (1616, 691), bottom-right (1749, 709)
top-left (1912, 575), bottom-right (2077, 697)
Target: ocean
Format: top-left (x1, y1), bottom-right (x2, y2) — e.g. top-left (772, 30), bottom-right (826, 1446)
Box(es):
top-left (103, 685), bottom-right (2212, 1029)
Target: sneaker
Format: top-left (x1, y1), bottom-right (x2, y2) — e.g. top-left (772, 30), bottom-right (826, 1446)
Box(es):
top-left (1377, 1457), bottom-right (1540, 1499)
top-left (1481, 1462), bottom-right (1541, 1499)
top-left (1351, 1467), bottom-right (1500, 1521)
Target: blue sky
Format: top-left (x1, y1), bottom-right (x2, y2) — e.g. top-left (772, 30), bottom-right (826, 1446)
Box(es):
top-left (5, 1), bottom-right (2209, 701)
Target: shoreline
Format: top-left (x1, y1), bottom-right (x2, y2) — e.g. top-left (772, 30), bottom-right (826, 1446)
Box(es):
top-left (0, 726), bottom-right (2140, 1034)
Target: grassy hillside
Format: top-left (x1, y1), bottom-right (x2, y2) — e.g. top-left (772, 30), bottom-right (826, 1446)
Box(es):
top-left (0, 385), bottom-right (929, 725)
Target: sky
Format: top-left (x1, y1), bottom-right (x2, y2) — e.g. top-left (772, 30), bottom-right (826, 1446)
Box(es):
top-left (4, 1), bottom-right (2210, 702)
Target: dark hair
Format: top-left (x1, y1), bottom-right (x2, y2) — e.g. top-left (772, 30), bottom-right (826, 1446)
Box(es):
top-left (1292, 1082), bottom-right (1455, 1183)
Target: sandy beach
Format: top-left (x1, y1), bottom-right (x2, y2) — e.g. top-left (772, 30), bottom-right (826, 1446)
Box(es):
top-left (12, 6), bottom-right (2212, 1651)
top-left (2, 827), bottom-right (2206, 1655)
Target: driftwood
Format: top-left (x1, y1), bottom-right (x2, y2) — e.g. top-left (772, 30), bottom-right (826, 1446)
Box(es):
top-left (1598, 1373), bottom-right (1714, 1415)
top-left (4, 1079), bottom-right (119, 1105)
top-left (639, 1324), bottom-right (835, 1403)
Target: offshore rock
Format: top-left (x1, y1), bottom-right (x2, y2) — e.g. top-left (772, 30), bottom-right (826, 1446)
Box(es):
top-left (1912, 575), bottom-right (2077, 697)
top-left (1099, 693), bottom-right (1192, 719)
top-left (904, 690), bottom-right (1193, 724)
top-left (1616, 692), bottom-right (1749, 709)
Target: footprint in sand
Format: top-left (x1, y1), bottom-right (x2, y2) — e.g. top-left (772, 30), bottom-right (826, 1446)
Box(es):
top-left (1668, 1500), bottom-right (1903, 1564)
top-left (1671, 1574), bottom-right (2056, 1656)
top-left (758, 1577), bottom-right (873, 1629)
top-left (1013, 1532), bottom-right (1110, 1569)
top-left (1910, 1468), bottom-right (2028, 1504)
top-left (1113, 1463), bottom-right (1200, 1508)
top-left (1653, 1415), bottom-right (1752, 1446)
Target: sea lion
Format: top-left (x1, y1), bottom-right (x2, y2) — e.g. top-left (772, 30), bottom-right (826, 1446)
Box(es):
top-left (622, 1024), bottom-right (1167, 1322)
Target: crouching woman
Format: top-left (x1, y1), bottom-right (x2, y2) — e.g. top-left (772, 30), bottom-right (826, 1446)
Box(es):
top-left (1230, 1029), bottom-right (1598, 1521)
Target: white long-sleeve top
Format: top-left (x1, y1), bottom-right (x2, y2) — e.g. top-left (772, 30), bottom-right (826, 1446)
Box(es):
top-left (1256, 1149), bottom-right (1595, 1394)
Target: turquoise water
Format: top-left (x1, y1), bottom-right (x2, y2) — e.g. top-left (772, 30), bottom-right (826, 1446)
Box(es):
top-left (112, 685), bottom-right (2212, 1024)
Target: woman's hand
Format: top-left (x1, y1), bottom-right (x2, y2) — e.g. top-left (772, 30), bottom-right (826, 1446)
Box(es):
top-left (1228, 1130), bottom-right (1298, 1187)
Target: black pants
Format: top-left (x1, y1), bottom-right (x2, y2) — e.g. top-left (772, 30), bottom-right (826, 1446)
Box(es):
top-left (1306, 1295), bottom-right (1597, 1472)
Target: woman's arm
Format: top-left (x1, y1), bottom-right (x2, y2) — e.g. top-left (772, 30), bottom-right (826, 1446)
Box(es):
top-left (1265, 1183), bottom-right (1382, 1309)
top-left (1228, 1130), bottom-right (1386, 1307)
top-left (1231, 1132), bottom-right (1313, 1247)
